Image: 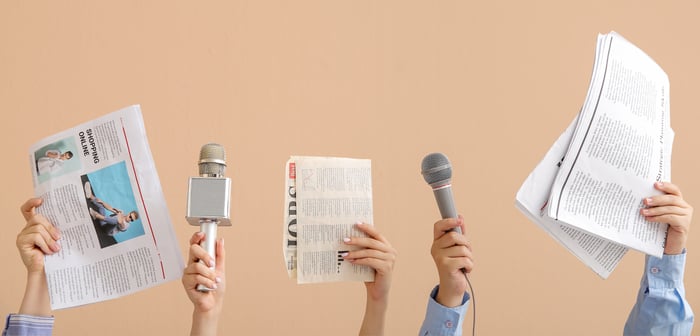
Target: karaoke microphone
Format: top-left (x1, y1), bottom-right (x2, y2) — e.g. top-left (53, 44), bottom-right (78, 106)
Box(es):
top-left (186, 143), bottom-right (232, 291)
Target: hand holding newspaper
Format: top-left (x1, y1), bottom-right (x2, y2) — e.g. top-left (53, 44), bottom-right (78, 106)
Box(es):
top-left (29, 105), bottom-right (184, 309)
top-left (516, 31), bottom-right (672, 278)
top-left (283, 156), bottom-right (375, 284)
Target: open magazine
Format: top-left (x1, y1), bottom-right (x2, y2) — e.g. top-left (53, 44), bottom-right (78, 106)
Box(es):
top-left (283, 156), bottom-right (375, 284)
top-left (516, 31), bottom-right (672, 278)
top-left (29, 105), bottom-right (184, 309)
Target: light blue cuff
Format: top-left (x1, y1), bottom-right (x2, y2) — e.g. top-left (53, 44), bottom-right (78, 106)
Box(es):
top-left (418, 285), bottom-right (470, 336)
top-left (4, 314), bottom-right (54, 336)
top-left (645, 250), bottom-right (686, 289)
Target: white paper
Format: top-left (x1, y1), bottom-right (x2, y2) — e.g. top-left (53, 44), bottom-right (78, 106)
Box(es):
top-left (516, 31), bottom-right (673, 277)
top-left (29, 105), bottom-right (184, 309)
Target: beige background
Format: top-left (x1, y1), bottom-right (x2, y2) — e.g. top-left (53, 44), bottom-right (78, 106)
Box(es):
top-left (1, 1), bottom-right (698, 335)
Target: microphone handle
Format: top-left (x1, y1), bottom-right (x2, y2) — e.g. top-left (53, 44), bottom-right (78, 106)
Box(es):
top-left (433, 185), bottom-right (468, 275)
top-left (197, 221), bottom-right (218, 292)
top-left (433, 186), bottom-right (462, 234)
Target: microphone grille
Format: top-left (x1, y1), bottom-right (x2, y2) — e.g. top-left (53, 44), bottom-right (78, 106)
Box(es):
top-left (421, 152), bottom-right (452, 187)
top-left (198, 143), bottom-right (226, 176)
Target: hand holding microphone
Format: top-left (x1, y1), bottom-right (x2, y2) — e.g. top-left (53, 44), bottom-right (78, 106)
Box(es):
top-left (421, 153), bottom-right (474, 313)
top-left (186, 143), bottom-right (232, 292)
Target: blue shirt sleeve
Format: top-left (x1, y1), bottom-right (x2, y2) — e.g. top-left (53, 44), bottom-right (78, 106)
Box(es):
top-left (623, 251), bottom-right (694, 335)
top-left (2, 314), bottom-right (54, 336)
top-left (418, 285), bottom-right (470, 336)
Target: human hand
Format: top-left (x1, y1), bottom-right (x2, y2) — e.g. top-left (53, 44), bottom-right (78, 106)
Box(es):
top-left (16, 198), bottom-right (59, 316)
top-left (641, 182), bottom-right (693, 255)
top-left (182, 232), bottom-right (226, 314)
top-left (343, 223), bottom-right (397, 303)
top-left (17, 198), bottom-right (61, 274)
top-left (431, 215), bottom-right (473, 308)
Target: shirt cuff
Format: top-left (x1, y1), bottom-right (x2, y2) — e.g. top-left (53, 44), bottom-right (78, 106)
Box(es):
top-left (420, 285), bottom-right (470, 336)
top-left (4, 314), bottom-right (54, 336)
top-left (645, 250), bottom-right (686, 289)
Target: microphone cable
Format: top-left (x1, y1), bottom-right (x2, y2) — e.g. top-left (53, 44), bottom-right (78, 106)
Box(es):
top-left (464, 272), bottom-right (476, 336)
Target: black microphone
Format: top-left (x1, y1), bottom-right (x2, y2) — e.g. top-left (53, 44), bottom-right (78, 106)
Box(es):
top-left (186, 143), bottom-right (232, 291)
top-left (421, 152), bottom-right (461, 233)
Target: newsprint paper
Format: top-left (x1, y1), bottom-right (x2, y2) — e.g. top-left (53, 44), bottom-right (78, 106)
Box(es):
top-left (516, 31), bottom-right (672, 278)
top-left (283, 156), bottom-right (375, 284)
top-left (29, 105), bottom-right (184, 309)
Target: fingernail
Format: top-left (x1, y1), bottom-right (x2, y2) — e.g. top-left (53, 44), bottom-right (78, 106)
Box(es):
top-left (355, 221), bottom-right (364, 226)
top-left (343, 237), bottom-right (351, 243)
top-left (641, 209), bottom-right (649, 215)
top-left (340, 252), bottom-right (349, 257)
top-left (646, 198), bottom-right (653, 205)
top-left (657, 181), bottom-right (664, 187)
top-left (54, 242), bottom-right (61, 251)
top-left (211, 283), bottom-right (218, 289)
top-left (220, 238), bottom-right (225, 247)
top-left (216, 277), bottom-right (222, 283)
top-left (208, 259), bottom-right (215, 267)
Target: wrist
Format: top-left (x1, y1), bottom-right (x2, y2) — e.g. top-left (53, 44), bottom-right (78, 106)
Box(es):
top-left (436, 280), bottom-right (465, 308)
top-left (19, 269), bottom-right (51, 317)
top-left (190, 307), bottom-right (222, 336)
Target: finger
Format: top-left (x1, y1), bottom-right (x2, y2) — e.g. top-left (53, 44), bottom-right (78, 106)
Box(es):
top-left (646, 214), bottom-right (691, 228)
top-left (433, 218), bottom-right (462, 239)
top-left (645, 194), bottom-right (690, 209)
top-left (655, 181), bottom-right (682, 197)
top-left (215, 238), bottom-right (225, 274)
top-left (189, 231), bottom-right (205, 246)
top-left (641, 205), bottom-right (689, 218)
top-left (18, 227), bottom-right (57, 255)
top-left (344, 236), bottom-right (390, 253)
top-left (451, 257), bottom-right (475, 273)
top-left (20, 198), bottom-right (42, 221)
top-left (185, 261), bottom-right (218, 281)
top-left (457, 215), bottom-right (467, 236)
top-left (354, 222), bottom-right (389, 245)
top-left (434, 244), bottom-right (473, 259)
top-left (440, 257), bottom-right (474, 274)
top-left (433, 231), bottom-right (470, 250)
top-left (29, 215), bottom-right (61, 241)
top-left (183, 273), bottom-right (219, 290)
top-left (344, 249), bottom-right (392, 262)
top-left (188, 243), bottom-right (214, 267)
top-left (350, 257), bottom-right (392, 275)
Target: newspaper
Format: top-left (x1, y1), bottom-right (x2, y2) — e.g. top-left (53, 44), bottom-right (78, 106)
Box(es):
top-left (516, 31), bottom-right (672, 278)
top-left (283, 156), bottom-right (375, 284)
top-left (29, 105), bottom-right (184, 309)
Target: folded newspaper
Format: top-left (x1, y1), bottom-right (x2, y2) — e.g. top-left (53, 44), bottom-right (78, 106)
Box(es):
top-left (515, 31), bottom-right (672, 279)
top-left (29, 105), bottom-right (184, 309)
top-left (283, 156), bottom-right (375, 284)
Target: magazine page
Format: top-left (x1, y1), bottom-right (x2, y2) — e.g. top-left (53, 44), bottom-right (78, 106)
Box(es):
top-left (546, 31), bottom-right (671, 257)
top-left (286, 156), bottom-right (375, 284)
top-left (29, 105), bottom-right (184, 309)
top-left (515, 115), bottom-right (627, 279)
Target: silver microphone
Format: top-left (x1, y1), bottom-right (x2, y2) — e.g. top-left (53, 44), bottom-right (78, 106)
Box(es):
top-left (421, 152), bottom-right (461, 234)
top-left (186, 143), bottom-right (232, 291)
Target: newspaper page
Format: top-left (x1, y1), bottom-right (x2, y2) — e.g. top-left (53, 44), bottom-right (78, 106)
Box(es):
top-left (29, 105), bottom-right (184, 309)
top-left (516, 115), bottom-right (628, 279)
top-left (545, 31), bottom-right (672, 258)
top-left (283, 156), bottom-right (375, 284)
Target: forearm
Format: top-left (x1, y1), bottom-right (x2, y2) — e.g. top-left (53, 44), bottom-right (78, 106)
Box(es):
top-left (190, 308), bottom-right (221, 336)
top-left (359, 296), bottom-right (388, 336)
top-left (18, 271), bottom-right (51, 317)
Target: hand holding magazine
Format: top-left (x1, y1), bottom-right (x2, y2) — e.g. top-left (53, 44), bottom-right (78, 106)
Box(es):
top-left (29, 105), bottom-right (184, 309)
top-left (283, 156), bottom-right (375, 284)
top-left (516, 31), bottom-right (672, 278)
